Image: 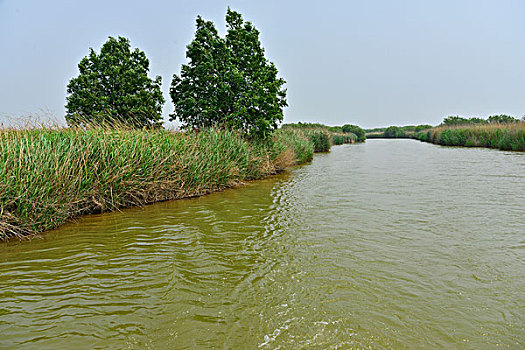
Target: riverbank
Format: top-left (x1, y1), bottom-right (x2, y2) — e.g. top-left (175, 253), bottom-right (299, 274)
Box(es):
top-left (414, 123), bottom-right (525, 151)
top-left (0, 126), bottom-right (356, 240)
top-left (3, 138), bottom-right (523, 349)
top-left (366, 123), bottom-right (525, 151)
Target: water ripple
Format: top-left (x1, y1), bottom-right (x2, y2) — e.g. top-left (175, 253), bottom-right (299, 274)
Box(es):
top-left (1, 140), bottom-right (524, 349)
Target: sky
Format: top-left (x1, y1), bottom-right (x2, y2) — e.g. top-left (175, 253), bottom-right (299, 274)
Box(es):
top-left (0, 0), bottom-right (524, 128)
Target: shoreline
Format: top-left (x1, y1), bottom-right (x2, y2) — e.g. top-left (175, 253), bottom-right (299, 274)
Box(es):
top-left (0, 127), bottom-right (357, 241)
top-left (366, 123), bottom-right (524, 152)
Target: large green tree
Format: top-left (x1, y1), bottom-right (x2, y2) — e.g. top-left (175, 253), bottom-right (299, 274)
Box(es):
top-left (170, 17), bottom-right (230, 130)
top-left (170, 9), bottom-right (287, 137)
top-left (66, 36), bottom-right (164, 127)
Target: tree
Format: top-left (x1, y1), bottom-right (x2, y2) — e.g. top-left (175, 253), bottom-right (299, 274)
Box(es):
top-left (442, 116), bottom-right (470, 126)
top-left (170, 9), bottom-right (287, 137)
top-left (342, 124), bottom-right (365, 142)
top-left (414, 124), bottom-right (432, 132)
top-left (66, 36), bottom-right (164, 128)
top-left (383, 126), bottom-right (406, 138)
top-left (224, 8), bottom-right (287, 136)
top-left (487, 115), bottom-right (519, 124)
top-left (442, 115), bottom-right (487, 126)
top-left (169, 17), bottom-right (230, 130)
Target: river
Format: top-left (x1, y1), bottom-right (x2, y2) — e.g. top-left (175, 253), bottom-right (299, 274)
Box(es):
top-left (1, 139), bottom-right (524, 349)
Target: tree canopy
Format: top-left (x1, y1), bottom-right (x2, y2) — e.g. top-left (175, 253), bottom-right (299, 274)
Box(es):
top-left (487, 115), bottom-right (520, 124)
top-left (65, 36), bottom-right (164, 128)
top-left (442, 115), bottom-right (521, 126)
top-left (442, 116), bottom-right (487, 126)
top-left (170, 9), bottom-right (287, 137)
top-left (342, 124), bottom-right (365, 142)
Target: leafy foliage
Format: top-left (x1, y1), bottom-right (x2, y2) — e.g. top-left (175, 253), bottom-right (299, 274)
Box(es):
top-left (442, 115), bottom-right (522, 126)
top-left (169, 18), bottom-right (229, 130)
top-left (366, 124), bottom-right (434, 138)
top-left (65, 36), bottom-right (164, 128)
top-left (487, 115), bottom-right (520, 124)
top-left (281, 122), bottom-right (362, 147)
top-left (442, 116), bottom-right (487, 126)
top-left (342, 124), bottom-right (365, 142)
top-left (413, 124), bottom-right (432, 132)
top-left (170, 9), bottom-right (287, 137)
top-left (383, 126), bottom-right (406, 138)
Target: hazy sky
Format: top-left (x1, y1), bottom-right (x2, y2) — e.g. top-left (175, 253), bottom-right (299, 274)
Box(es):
top-left (1, 0), bottom-right (524, 128)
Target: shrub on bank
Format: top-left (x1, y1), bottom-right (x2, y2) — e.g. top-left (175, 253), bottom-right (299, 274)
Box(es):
top-left (383, 126), bottom-right (407, 138)
top-left (342, 124), bottom-right (366, 142)
top-left (365, 125), bottom-right (433, 139)
top-left (282, 122), bottom-right (365, 145)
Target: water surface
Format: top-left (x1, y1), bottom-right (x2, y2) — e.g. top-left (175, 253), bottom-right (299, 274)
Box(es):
top-left (1, 139), bottom-right (524, 349)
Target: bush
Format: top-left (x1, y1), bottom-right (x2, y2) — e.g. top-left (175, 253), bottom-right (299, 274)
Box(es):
top-left (414, 125), bottom-right (432, 132)
top-left (342, 124), bottom-right (365, 142)
top-left (383, 126), bottom-right (406, 138)
top-left (487, 115), bottom-right (520, 124)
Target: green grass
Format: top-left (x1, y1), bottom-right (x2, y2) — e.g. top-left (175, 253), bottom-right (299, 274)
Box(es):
top-left (272, 128), bottom-right (314, 164)
top-left (415, 123), bottom-right (525, 151)
top-left (304, 129), bottom-right (331, 152)
top-left (281, 123), bottom-right (360, 150)
top-left (0, 126), bottom-right (322, 240)
top-left (330, 132), bottom-right (357, 145)
top-left (0, 120), bottom-right (370, 240)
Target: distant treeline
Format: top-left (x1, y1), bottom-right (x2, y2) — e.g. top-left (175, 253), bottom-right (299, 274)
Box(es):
top-left (442, 114), bottom-right (523, 126)
top-left (366, 114), bottom-right (523, 139)
top-left (364, 114), bottom-right (524, 151)
top-left (365, 125), bottom-right (432, 138)
top-left (283, 122), bottom-right (366, 143)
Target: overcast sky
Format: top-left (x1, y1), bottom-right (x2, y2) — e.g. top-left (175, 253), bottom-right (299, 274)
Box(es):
top-left (1, 0), bottom-right (524, 128)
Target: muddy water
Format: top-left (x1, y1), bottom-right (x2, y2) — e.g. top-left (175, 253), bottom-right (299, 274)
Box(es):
top-left (1, 140), bottom-right (524, 349)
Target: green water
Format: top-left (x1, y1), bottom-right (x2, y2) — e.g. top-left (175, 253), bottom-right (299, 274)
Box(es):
top-left (1, 139), bottom-right (524, 349)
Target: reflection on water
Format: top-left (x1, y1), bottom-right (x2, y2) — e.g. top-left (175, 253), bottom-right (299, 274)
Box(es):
top-left (1, 139), bottom-right (524, 349)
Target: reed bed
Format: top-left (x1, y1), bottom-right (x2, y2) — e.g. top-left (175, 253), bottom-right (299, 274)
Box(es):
top-left (281, 124), bottom-right (358, 151)
top-left (330, 132), bottom-right (357, 145)
top-left (0, 126), bottom-right (318, 240)
top-left (416, 123), bottom-right (525, 151)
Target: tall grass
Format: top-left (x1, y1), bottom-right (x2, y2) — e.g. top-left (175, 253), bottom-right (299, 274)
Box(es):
top-left (330, 132), bottom-right (357, 145)
top-left (281, 123), bottom-right (358, 151)
top-left (0, 126), bottom-right (319, 240)
top-left (303, 129), bottom-right (331, 152)
top-left (272, 128), bottom-right (314, 164)
top-left (415, 123), bottom-right (525, 151)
